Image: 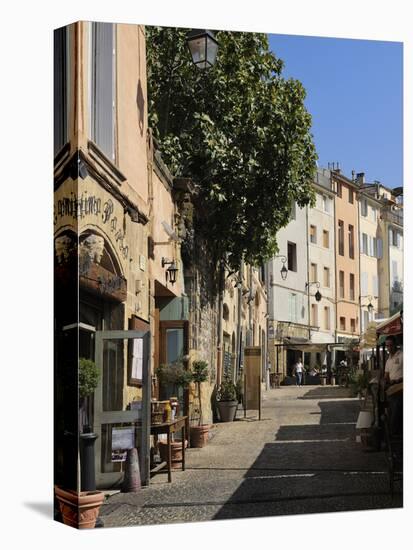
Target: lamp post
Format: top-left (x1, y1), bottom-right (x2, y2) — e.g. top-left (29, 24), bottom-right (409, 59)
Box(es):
top-left (187, 29), bottom-right (219, 69)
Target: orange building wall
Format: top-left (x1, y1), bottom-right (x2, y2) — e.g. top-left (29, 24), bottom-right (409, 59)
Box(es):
top-left (334, 177), bottom-right (360, 335)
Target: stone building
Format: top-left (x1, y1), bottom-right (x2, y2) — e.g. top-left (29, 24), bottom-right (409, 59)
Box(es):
top-left (306, 169), bottom-right (337, 368)
top-left (331, 168), bottom-right (361, 363)
top-left (54, 21), bottom-right (267, 490)
top-left (54, 22), bottom-right (186, 489)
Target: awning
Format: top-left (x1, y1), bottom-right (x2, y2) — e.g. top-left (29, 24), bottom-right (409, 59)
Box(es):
top-left (282, 337), bottom-right (332, 352)
top-left (376, 311), bottom-right (403, 336)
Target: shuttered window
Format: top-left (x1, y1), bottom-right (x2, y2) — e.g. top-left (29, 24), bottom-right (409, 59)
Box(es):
top-left (91, 22), bottom-right (116, 161)
top-left (54, 27), bottom-right (69, 155)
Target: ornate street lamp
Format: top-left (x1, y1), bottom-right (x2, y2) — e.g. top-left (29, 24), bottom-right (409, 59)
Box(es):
top-left (186, 29), bottom-right (219, 69)
top-left (306, 281), bottom-right (322, 302)
top-left (161, 257), bottom-right (179, 285)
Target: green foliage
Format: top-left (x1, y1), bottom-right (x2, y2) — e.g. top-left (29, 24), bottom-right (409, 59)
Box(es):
top-left (217, 376), bottom-right (237, 402)
top-left (191, 360), bottom-right (209, 384)
top-left (147, 28), bottom-right (317, 270)
top-left (79, 358), bottom-right (100, 398)
top-left (235, 376), bottom-right (244, 403)
top-left (349, 371), bottom-right (370, 396)
top-left (156, 363), bottom-right (193, 387)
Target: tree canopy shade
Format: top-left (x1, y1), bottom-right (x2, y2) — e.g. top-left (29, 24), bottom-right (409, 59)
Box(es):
top-left (146, 27), bottom-right (317, 270)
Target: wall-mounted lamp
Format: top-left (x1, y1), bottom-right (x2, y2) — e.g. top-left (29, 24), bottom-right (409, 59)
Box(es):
top-left (305, 281), bottom-right (322, 302)
top-left (360, 295), bottom-right (376, 314)
top-left (273, 255), bottom-right (288, 281)
top-left (161, 257), bottom-right (178, 285)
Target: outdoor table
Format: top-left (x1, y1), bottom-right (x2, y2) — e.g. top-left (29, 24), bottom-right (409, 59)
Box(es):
top-left (150, 416), bottom-right (188, 483)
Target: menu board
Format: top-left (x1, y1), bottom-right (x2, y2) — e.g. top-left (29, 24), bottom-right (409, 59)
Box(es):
top-left (244, 346), bottom-right (261, 411)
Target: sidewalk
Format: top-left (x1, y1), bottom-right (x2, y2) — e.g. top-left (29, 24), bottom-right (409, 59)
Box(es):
top-left (99, 385), bottom-right (401, 527)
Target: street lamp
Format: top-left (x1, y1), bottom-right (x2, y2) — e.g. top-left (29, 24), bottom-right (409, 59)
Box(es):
top-left (161, 257), bottom-right (178, 285)
top-left (187, 29), bottom-right (219, 69)
top-left (272, 255), bottom-right (288, 281)
top-left (306, 281), bottom-right (322, 302)
top-left (360, 295), bottom-right (375, 314)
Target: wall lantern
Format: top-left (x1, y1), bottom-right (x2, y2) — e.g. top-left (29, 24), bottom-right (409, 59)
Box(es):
top-left (306, 281), bottom-right (322, 302)
top-left (367, 302), bottom-right (374, 314)
top-left (187, 29), bottom-right (219, 69)
top-left (161, 257), bottom-right (178, 285)
top-left (280, 261), bottom-right (288, 281)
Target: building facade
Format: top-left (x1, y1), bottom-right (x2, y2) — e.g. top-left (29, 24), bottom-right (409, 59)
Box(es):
top-left (332, 169), bottom-right (360, 361)
top-left (307, 169), bottom-right (336, 368)
top-left (267, 203), bottom-right (309, 379)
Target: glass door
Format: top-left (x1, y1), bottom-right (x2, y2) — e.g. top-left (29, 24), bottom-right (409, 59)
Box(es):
top-left (94, 330), bottom-right (151, 488)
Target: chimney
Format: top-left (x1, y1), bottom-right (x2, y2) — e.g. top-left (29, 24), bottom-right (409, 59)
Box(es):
top-left (356, 172), bottom-right (365, 185)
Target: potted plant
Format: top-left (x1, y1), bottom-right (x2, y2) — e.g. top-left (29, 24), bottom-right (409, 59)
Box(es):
top-left (55, 358), bottom-right (104, 529)
top-left (190, 360), bottom-right (210, 448)
top-left (155, 362), bottom-right (192, 464)
top-left (216, 376), bottom-right (238, 422)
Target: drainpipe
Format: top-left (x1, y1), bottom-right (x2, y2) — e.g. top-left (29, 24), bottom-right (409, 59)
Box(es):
top-left (247, 265), bottom-right (253, 346)
top-left (235, 257), bottom-right (244, 384)
top-left (306, 204), bottom-right (311, 342)
top-left (333, 175), bottom-right (338, 367)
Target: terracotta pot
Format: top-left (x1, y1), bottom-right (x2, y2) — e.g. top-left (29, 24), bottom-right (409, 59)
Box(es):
top-left (158, 440), bottom-right (187, 469)
top-left (190, 424), bottom-right (210, 448)
top-left (55, 486), bottom-right (104, 529)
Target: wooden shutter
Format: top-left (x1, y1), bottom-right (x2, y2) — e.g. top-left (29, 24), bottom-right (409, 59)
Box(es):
top-left (54, 27), bottom-right (67, 155)
top-left (91, 22), bottom-right (115, 160)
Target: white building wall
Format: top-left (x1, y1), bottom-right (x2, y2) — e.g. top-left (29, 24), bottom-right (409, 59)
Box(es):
top-left (308, 188), bottom-right (336, 344)
top-left (359, 195), bottom-right (381, 330)
top-left (268, 204), bottom-right (308, 327)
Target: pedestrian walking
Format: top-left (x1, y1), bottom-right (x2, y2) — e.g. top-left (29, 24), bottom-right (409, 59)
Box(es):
top-left (292, 359), bottom-right (304, 387)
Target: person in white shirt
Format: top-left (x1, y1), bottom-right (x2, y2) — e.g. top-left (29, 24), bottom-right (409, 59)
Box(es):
top-left (384, 335), bottom-right (403, 435)
top-left (293, 359), bottom-right (304, 387)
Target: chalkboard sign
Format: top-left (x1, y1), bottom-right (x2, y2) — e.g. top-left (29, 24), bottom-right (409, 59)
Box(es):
top-left (112, 427), bottom-right (135, 451)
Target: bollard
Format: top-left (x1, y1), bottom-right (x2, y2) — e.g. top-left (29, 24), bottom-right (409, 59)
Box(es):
top-left (122, 448), bottom-right (141, 493)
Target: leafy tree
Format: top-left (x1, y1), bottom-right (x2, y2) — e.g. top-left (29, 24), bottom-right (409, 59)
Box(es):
top-left (146, 28), bottom-right (317, 270)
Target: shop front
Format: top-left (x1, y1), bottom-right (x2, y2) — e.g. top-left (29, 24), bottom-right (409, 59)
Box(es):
top-left (54, 173), bottom-right (151, 489)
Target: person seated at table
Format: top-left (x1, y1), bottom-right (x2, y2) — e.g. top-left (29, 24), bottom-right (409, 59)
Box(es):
top-left (384, 335), bottom-right (403, 436)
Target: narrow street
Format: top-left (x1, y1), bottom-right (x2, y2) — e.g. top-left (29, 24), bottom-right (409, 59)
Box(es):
top-left (100, 386), bottom-right (402, 527)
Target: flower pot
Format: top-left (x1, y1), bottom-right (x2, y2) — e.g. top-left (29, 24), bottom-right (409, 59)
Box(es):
top-left (158, 440), bottom-right (187, 469)
top-left (55, 486), bottom-right (104, 529)
top-left (217, 400), bottom-right (238, 422)
top-left (190, 424), bottom-right (210, 448)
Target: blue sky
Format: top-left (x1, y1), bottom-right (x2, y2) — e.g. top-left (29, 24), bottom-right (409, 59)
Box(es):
top-left (268, 34), bottom-right (403, 189)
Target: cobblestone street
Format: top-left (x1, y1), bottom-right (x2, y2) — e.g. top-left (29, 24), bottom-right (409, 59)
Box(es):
top-left (100, 386), bottom-right (402, 527)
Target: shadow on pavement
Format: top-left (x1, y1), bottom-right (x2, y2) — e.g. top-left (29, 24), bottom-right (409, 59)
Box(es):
top-left (213, 398), bottom-right (402, 520)
top-left (300, 387), bottom-right (355, 400)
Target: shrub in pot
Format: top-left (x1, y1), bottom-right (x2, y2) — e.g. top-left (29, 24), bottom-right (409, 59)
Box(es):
top-left (216, 376), bottom-right (238, 422)
top-left (55, 358), bottom-right (103, 528)
top-left (190, 360), bottom-right (210, 448)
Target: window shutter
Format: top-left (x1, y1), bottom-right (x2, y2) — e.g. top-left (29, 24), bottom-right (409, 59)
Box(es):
top-left (54, 27), bottom-right (67, 155)
top-left (92, 22), bottom-right (115, 160)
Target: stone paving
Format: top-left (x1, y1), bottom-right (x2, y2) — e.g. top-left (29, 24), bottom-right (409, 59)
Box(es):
top-left (99, 385), bottom-right (402, 527)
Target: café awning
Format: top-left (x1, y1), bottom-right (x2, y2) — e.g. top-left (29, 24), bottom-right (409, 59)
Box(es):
top-left (376, 311), bottom-right (403, 336)
top-left (282, 337), bottom-right (333, 352)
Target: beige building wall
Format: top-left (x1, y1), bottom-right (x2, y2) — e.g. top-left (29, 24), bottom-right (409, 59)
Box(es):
top-left (359, 193), bottom-right (381, 331)
top-left (333, 172), bottom-right (360, 339)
